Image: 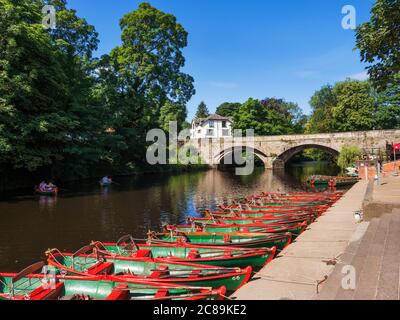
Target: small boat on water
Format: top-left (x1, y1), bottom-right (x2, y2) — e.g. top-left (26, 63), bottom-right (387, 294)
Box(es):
top-left (34, 187), bottom-right (59, 196)
top-left (99, 177), bottom-right (113, 187)
top-left (46, 246), bottom-right (252, 292)
top-left (90, 235), bottom-right (276, 268)
top-left (189, 216), bottom-right (309, 228)
top-left (167, 220), bottom-right (307, 238)
top-left (306, 175), bottom-right (360, 187)
top-left (0, 262), bottom-right (225, 300)
top-left (207, 210), bottom-right (317, 223)
top-left (147, 230), bottom-right (292, 251)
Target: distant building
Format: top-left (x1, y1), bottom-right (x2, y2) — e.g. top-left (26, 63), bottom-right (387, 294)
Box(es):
top-left (191, 114), bottom-right (233, 139)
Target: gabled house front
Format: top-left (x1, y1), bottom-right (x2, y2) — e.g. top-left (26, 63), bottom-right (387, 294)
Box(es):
top-left (191, 114), bottom-right (233, 139)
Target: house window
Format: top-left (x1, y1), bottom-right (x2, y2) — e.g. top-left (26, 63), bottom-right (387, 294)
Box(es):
top-left (222, 121), bottom-right (227, 128)
top-left (197, 129), bottom-right (201, 134)
top-left (222, 129), bottom-right (230, 136)
top-left (207, 129), bottom-right (214, 136)
top-left (209, 121), bottom-right (215, 128)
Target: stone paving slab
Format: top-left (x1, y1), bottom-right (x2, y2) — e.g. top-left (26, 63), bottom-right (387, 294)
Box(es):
top-left (317, 176), bottom-right (400, 301)
top-left (233, 181), bottom-right (368, 300)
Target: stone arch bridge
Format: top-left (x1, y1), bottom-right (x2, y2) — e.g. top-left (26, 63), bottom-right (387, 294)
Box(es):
top-left (187, 130), bottom-right (400, 169)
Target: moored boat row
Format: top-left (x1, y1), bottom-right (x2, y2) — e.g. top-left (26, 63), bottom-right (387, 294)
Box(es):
top-left (0, 190), bottom-right (343, 300)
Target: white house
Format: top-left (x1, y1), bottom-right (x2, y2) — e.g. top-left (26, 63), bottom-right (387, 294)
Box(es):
top-left (191, 114), bottom-right (233, 139)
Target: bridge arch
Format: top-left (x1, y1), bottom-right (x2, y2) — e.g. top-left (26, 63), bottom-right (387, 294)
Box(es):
top-left (273, 144), bottom-right (340, 169)
top-left (216, 146), bottom-right (269, 166)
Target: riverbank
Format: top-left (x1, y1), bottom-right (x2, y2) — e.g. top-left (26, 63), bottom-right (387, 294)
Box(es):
top-left (232, 180), bottom-right (369, 300)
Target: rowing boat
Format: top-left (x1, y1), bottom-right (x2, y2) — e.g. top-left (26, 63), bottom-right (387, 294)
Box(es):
top-left (147, 231), bottom-right (292, 251)
top-left (167, 221), bottom-right (307, 238)
top-left (90, 235), bottom-right (276, 268)
top-left (0, 262), bottom-right (225, 300)
top-left (34, 188), bottom-right (58, 196)
top-left (46, 247), bottom-right (252, 292)
top-left (189, 216), bottom-right (309, 228)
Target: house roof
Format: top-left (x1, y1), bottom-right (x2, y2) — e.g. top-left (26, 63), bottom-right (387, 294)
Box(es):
top-left (193, 114), bottom-right (232, 126)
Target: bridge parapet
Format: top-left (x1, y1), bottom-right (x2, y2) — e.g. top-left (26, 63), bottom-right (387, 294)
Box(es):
top-left (186, 130), bottom-right (400, 169)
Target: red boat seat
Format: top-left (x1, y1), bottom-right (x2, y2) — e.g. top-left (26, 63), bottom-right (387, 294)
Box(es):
top-left (106, 285), bottom-right (130, 300)
top-left (135, 249), bottom-right (152, 258)
top-left (223, 251), bottom-right (233, 258)
top-left (28, 282), bottom-right (64, 300)
top-left (223, 235), bottom-right (231, 243)
top-left (191, 269), bottom-right (202, 278)
top-left (155, 288), bottom-right (169, 298)
top-left (187, 250), bottom-right (201, 259)
top-left (150, 266), bottom-right (169, 278)
top-left (87, 261), bottom-right (114, 275)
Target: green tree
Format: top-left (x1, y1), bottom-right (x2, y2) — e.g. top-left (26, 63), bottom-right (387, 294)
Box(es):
top-left (375, 73), bottom-right (400, 129)
top-left (307, 80), bottom-right (377, 133)
top-left (337, 145), bottom-right (362, 171)
top-left (306, 85), bottom-right (337, 133)
top-left (356, 0), bottom-right (400, 91)
top-left (195, 101), bottom-right (209, 119)
top-left (216, 102), bottom-right (241, 117)
top-left (159, 101), bottom-right (188, 132)
top-left (331, 80), bottom-right (375, 132)
top-left (95, 2), bottom-right (195, 167)
top-left (233, 98), bottom-right (305, 136)
top-left (0, 0), bottom-right (101, 176)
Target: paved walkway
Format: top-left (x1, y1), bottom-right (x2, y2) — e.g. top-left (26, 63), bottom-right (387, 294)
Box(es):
top-left (363, 175), bottom-right (400, 220)
top-left (233, 181), bottom-right (369, 300)
top-left (317, 175), bottom-right (400, 300)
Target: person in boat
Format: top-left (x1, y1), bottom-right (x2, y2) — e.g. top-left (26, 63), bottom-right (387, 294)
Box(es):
top-left (101, 176), bottom-right (112, 185)
top-left (39, 181), bottom-right (48, 192)
top-left (47, 181), bottom-right (56, 191)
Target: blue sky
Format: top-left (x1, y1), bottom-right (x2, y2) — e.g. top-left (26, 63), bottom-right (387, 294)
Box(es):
top-left (68, 0), bottom-right (375, 119)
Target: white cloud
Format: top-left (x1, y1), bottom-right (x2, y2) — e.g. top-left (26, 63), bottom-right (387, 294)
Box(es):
top-left (348, 71), bottom-right (369, 81)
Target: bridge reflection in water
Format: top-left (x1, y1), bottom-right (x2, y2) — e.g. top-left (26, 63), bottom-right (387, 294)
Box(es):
top-left (0, 162), bottom-right (338, 272)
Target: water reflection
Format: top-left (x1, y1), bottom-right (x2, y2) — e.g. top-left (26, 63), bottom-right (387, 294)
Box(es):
top-left (0, 162), bottom-right (338, 271)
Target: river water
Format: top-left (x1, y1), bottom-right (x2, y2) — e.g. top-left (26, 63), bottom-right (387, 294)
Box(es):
top-left (0, 162), bottom-right (339, 272)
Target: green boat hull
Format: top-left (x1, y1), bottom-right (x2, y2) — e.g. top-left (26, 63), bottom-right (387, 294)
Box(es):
top-left (99, 244), bottom-right (272, 268)
top-left (154, 233), bottom-right (291, 251)
top-left (48, 255), bottom-right (251, 292)
top-left (176, 223), bottom-right (305, 237)
top-left (0, 274), bottom-right (222, 300)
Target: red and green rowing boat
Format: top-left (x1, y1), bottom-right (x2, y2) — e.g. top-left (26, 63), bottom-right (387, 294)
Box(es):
top-left (46, 246), bottom-right (252, 292)
top-left (0, 262), bottom-right (225, 300)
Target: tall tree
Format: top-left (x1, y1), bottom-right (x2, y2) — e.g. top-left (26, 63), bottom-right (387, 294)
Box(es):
top-left (375, 73), bottom-right (400, 129)
top-left (356, 0), bottom-right (400, 91)
top-left (159, 101), bottom-right (188, 132)
top-left (233, 98), bottom-right (305, 136)
top-left (307, 80), bottom-right (377, 133)
top-left (216, 102), bottom-right (241, 118)
top-left (306, 85), bottom-right (337, 133)
top-left (331, 80), bottom-right (375, 132)
top-left (95, 2), bottom-right (195, 167)
top-left (0, 0), bottom-right (101, 176)
top-left (195, 101), bottom-right (209, 119)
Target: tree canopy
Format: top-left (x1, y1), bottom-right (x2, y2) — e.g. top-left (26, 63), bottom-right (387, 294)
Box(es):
top-left (0, 1), bottom-right (194, 182)
top-left (232, 98), bottom-right (306, 136)
top-left (356, 0), bottom-right (400, 91)
top-left (195, 101), bottom-right (210, 119)
top-left (215, 102), bottom-right (241, 118)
